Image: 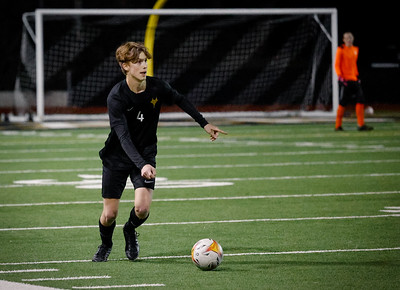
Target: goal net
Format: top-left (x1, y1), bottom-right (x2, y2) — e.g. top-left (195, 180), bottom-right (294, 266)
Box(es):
top-left (19, 9), bottom-right (338, 121)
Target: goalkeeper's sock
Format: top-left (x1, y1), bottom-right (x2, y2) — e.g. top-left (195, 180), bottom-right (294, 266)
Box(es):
top-left (335, 105), bottom-right (345, 129)
top-left (99, 220), bottom-right (115, 248)
top-left (356, 103), bottom-right (365, 127)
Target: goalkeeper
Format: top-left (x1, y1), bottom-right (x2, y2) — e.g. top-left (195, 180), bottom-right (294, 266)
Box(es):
top-left (92, 42), bottom-right (227, 262)
top-left (334, 32), bottom-right (373, 131)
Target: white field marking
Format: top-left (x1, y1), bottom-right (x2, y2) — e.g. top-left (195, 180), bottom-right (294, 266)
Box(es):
top-left (0, 152), bottom-right (256, 163)
top-left (1, 147), bottom-right (400, 163)
top-left (1, 191), bottom-right (399, 208)
top-left (2, 172), bottom-right (399, 190)
top-left (223, 247), bottom-right (400, 257)
top-left (7, 176), bottom-right (233, 190)
top-left (22, 276), bottom-right (111, 282)
top-left (1, 247), bottom-right (400, 266)
top-left (0, 148), bottom-right (99, 154)
top-left (2, 159), bottom-right (399, 175)
top-left (151, 190), bottom-right (400, 202)
top-left (0, 157), bottom-right (99, 163)
top-left (142, 214), bottom-right (400, 226)
top-left (0, 138), bottom-right (397, 154)
top-left (178, 137), bottom-right (400, 149)
top-left (0, 201), bottom-right (103, 207)
top-left (0, 131), bottom-right (72, 137)
top-left (0, 139), bottom-right (101, 147)
top-left (0, 268), bottom-right (58, 274)
top-left (196, 172), bottom-right (400, 183)
top-left (158, 159), bottom-right (400, 170)
top-left (0, 225), bottom-right (98, 231)
top-left (380, 206), bottom-right (400, 213)
top-left (72, 284), bottom-right (165, 289)
top-left (0, 168), bottom-right (100, 175)
top-left (0, 260), bottom-right (93, 266)
top-left (258, 147), bottom-right (400, 156)
top-left (1, 214), bottom-right (399, 232)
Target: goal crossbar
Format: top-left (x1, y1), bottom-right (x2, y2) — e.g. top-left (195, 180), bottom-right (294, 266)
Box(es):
top-left (34, 8), bottom-right (337, 16)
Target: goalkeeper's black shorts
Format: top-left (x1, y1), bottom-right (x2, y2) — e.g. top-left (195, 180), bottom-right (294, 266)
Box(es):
top-left (339, 80), bottom-right (366, 106)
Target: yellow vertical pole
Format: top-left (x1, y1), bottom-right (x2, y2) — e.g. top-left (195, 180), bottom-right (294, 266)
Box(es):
top-left (144, 0), bottom-right (168, 76)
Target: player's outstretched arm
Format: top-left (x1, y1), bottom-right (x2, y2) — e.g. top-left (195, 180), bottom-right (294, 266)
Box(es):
top-left (204, 124), bottom-right (227, 141)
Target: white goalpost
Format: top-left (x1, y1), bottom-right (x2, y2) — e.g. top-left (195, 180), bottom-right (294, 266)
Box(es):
top-left (22, 8), bottom-right (338, 122)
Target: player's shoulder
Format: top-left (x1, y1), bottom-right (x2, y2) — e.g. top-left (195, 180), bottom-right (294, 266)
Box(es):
top-left (106, 79), bottom-right (130, 108)
top-left (146, 76), bottom-right (173, 92)
top-left (109, 79), bottom-right (123, 92)
top-left (146, 76), bottom-right (168, 86)
top-left (108, 79), bottom-right (126, 99)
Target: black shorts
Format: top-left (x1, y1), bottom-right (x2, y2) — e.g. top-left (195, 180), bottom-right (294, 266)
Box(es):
top-left (102, 166), bottom-right (155, 199)
top-left (339, 81), bottom-right (366, 106)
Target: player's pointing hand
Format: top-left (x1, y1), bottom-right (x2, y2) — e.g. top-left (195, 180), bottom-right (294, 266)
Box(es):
top-left (204, 124), bottom-right (227, 141)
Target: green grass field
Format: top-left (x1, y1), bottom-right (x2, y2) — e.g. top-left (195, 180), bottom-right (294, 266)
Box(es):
top-left (1, 121), bottom-right (399, 289)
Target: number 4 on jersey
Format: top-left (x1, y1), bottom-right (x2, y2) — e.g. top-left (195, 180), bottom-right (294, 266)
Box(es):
top-left (137, 111), bottom-right (144, 122)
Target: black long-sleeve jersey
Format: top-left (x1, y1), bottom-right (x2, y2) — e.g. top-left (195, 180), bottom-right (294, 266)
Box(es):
top-left (99, 76), bottom-right (208, 170)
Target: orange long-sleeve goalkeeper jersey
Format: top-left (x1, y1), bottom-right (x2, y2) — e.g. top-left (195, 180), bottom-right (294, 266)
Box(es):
top-left (334, 44), bottom-right (359, 81)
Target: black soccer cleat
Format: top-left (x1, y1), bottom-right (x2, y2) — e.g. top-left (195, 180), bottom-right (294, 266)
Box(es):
top-left (123, 222), bottom-right (140, 261)
top-left (335, 126), bottom-right (344, 131)
top-left (358, 125), bottom-right (373, 131)
top-left (92, 244), bottom-right (112, 262)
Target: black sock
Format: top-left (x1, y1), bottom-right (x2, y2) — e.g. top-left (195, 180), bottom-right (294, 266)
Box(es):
top-left (125, 207), bottom-right (149, 231)
top-left (99, 220), bottom-right (115, 248)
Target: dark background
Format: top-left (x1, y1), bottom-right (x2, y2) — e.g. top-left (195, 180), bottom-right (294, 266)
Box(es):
top-left (1, 0), bottom-right (399, 105)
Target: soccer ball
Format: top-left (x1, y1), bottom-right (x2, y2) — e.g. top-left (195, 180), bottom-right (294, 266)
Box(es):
top-left (365, 106), bottom-right (374, 115)
top-left (191, 238), bottom-right (223, 270)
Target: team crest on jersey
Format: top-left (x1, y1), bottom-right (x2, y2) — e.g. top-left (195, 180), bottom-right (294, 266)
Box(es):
top-left (150, 97), bottom-right (158, 108)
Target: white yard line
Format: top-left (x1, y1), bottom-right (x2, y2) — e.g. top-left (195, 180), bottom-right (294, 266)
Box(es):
top-left (0, 214), bottom-right (398, 232)
top-left (0, 269), bottom-right (58, 274)
top-left (0, 168), bottom-right (100, 174)
top-left (1, 172), bottom-right (399, 189)
top-left (72, 284), bottom-right (166, 289)
top-left (22, 276), bottom-right (111, 282)
top-left (1, 159), bottom-right (399, 174)
top-left (1, 190), bottom-right (399, 208)
top-left (0, 136), bottom-right (398, 151)
top-left (158, 159), bottom-right (400, 169)
top-left (204, 172), bottom-right (400, 182)
top-left (224, 247), bottom-right (400, 256)
top-left (380, 206), bottom-right (400, 213)
top-left (1, 147), bottom-right (400, 163)
top-left (1, 247), bottom-right (399, 266)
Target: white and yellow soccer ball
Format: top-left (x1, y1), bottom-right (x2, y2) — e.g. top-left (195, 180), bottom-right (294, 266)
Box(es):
top-left (191, 238), bottom-right (223, 270)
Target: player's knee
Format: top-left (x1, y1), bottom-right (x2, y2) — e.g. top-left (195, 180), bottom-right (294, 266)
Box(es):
top-left (102, 209), bottom-right (118, 225)
top-left (135, 206), bottom-right (149, 219)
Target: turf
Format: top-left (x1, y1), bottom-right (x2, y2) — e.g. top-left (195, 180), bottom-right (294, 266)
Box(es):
top-left (0, 121), bottom-right (399, 289)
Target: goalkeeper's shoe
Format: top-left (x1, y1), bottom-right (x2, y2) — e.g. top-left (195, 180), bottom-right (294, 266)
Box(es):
top-left (123, 222), bottom-right (140, 261)
top-left (92, 244), bottom-right (112, 262)
top-left (358, 125), bottom-right (373, 131)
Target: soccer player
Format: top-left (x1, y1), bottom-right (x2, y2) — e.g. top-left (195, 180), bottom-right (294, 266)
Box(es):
top-left (92, 42), bottom-right (227, 262)
top-left (334, 32), bottom-right (373, 131)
